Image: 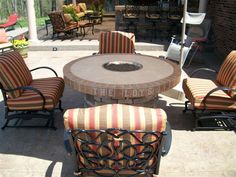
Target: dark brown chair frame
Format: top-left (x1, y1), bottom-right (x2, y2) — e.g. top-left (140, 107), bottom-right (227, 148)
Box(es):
top-left (48, 11), bottom-right (78, 39)
top-left (0, 66), bottom-right (63, 130)
top-left (64, 123), bottom-right (172, 176)
top-left (183, 68), bottom-right (236, 131)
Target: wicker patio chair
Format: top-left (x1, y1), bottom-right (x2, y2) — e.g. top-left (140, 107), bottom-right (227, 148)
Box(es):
top-left (0, 51), bottom-right (65, 129)
top-left (98, 31), bottom-right (135, 54)
top-left (182, 50), bottom-right (236, 130)
top-left (48, 11), bottom-right (78, 38)
top-left (64, 104), bottom-right (172, 176)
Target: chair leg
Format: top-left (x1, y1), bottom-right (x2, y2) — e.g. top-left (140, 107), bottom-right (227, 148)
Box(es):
top-left (183, 101), bottom-right (190, 113)
top-left (185, 45), bottom-right (199, 68)
top-left (49, 111), bottom-right (56, 130)
top-left (1, 119), bottom-right (10, 130)
top-left (58, 99), bottom-right (63, 112)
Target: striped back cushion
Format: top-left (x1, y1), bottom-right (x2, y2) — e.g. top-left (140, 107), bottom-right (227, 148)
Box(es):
top-left (216, 51), bottom-right (236, 97)
top-left (0, 51), bottom-right (32, 98)
top-left (99, 31), bottom-right (135, 54)
top-left (64, 104), bottom-right (167, 132)
top-left (64, 104), bottom-right (167, 174)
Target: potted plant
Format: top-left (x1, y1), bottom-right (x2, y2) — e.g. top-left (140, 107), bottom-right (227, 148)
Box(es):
top-left (12, 36), bottom-right (29, 58)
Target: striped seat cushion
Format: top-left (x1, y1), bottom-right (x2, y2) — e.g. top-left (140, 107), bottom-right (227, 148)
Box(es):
top-left (64, 104), bottom-right (167, 132)
top-left (99, 31), bottom-right (135, 54)
top-left (7, 77), bottom-right (64, 110)
top-left (183, 78), bottom-right (236, 110)
top-left (216, 50), bottom-right (236, 98)
top-left (0, 51), bottom-right (32, 98)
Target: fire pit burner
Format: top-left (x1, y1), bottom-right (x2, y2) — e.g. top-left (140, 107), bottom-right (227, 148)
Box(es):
top-left (103, 61), bottom-right (143, 72)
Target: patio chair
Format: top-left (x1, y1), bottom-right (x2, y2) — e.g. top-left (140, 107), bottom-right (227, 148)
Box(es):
top-left (48, 11), bottom-right (78, 38)
top-left (64, 104), bottom-right (172, 176)
top-left (98, 31), bottom-right (136, 54)
top-left (166, 35), bottom-right (194, 67)
top-left (182, 50), bottom-right (236, 131)
top-left (185, 19), bottom-right (211, 67)
top-left (0, 13), bottom-right (21, 30)
top-left (0, 51), bottom-right (65, 129)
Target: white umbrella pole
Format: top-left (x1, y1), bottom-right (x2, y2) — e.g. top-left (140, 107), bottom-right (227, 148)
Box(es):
top-left (180, 0), bottom-right (188, 68)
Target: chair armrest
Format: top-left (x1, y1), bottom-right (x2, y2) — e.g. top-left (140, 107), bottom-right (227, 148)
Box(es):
top-left (202, 86), bottom-right (236, 110)
top-left (2, 86), bottom-right (46, 109)
top-left (161, 121), bottom-right (172, 156)
top-left (30, 66), bottom-right (58, 77)
top-left (190, 68), bottom-right (217, 77)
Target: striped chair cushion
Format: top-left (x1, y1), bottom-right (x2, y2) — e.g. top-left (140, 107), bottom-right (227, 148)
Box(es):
top-left (183, 78), bottom-right (236, 110)
top-left (99, 31), bottom-right (135, 54)
top-left (64, 104), bottom-right (167, 132)
top-left (0, 51), bottom-right (32, 98)
top-left (7, 77), bottom-right (64, 110)
top-left (216, 50), bottom-right (236, 97)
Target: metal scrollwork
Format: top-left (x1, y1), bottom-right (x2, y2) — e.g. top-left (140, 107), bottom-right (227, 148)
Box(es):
top-left (71, 128), bottom-right (164, 177)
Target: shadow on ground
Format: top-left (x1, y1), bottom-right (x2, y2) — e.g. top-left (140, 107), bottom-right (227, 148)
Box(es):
top-left (0, 84), bottom-right (197, 177)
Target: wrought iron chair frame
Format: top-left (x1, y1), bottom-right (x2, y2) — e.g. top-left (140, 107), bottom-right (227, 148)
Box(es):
top-left (0, 67), bottom-right (63, 130)
top-left (65, 124), bottom-right (172, 177)
top-left (48, 11), bottom-right (78, 39)
top-left (183, 68), bottom-right (236, 131)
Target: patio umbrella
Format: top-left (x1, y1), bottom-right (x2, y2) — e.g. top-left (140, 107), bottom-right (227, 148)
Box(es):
top-left (179, 0), bottom-right (206, 67)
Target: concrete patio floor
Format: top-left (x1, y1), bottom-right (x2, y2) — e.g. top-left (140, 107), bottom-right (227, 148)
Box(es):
top-left (0, 47), bottom-right (235, 177)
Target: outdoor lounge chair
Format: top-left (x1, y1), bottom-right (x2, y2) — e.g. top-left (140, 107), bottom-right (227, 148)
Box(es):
top-left (64, 104), bottom-right (172, 176)
top-left (0, 13), bottom-right (21, 30)
top-left (185, 19), bottom-right (212, 67)
top-left (182, 50), bottom-right (236, 131)
top-left (98, 31), bottom-right (136, 54)
top-left (0, 51), bottom-right (65, 129)
top-left (48, 11), bottom-right (78, 38)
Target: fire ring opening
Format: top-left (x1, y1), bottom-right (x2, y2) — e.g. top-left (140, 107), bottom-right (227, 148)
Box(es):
top-left (103, 61), bottom-right (143, 72)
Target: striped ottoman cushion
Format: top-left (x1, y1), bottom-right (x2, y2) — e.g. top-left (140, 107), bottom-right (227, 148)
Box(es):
top-left (99, 31), bottom-right (135, 54)
top-left (7, 77), bottom-right (64, 110)
top-left (0, 51), bottom-right (32, 98)
top-left (64, 104), bottom-right (167, 132)
top-left (183, 78), bottom-right (236, 110)
top-left (216, 50), bottom-right (236, 98)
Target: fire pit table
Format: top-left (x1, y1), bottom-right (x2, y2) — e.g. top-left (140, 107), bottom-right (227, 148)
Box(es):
top-left (63, 54), bottom-right (181, 106)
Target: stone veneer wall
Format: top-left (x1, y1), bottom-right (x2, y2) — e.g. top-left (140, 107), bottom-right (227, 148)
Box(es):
top-left (207, 0), bottom-right (236, 56)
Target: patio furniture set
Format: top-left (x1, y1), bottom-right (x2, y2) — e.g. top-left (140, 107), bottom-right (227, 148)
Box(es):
top-left (47, 3), bottom-right (103, 38)
top-left (0, 31), bottom-right (235, 176)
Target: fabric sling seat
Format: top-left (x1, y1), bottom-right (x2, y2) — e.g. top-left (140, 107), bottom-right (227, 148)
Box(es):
top-left (0, 51), bottom-right (65, 129)
top-left (64, 104), bottom-right (171, 176)
top-left (182, 50), bottom-right (236, 130)
top-left (98, 31), bottom-right (135, 54)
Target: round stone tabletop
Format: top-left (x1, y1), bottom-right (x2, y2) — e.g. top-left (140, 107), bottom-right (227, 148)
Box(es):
top-left (63, 54), bottom-right (181, 99)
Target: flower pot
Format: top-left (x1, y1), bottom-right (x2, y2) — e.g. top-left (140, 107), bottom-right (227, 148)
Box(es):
top-left (15, 46), bottom-right (29, 58)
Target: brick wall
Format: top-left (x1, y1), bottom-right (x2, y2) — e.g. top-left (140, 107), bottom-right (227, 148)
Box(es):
top-left (207, 0), bottom-right (236, 56)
